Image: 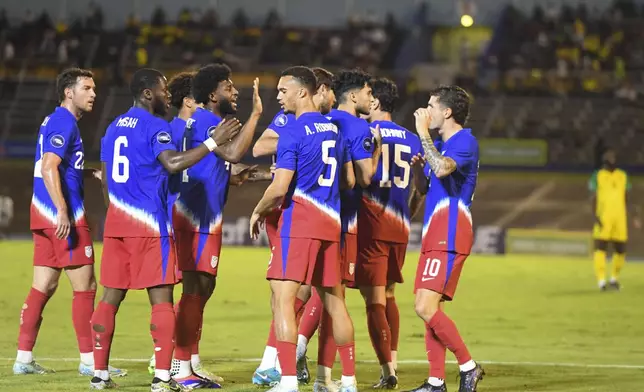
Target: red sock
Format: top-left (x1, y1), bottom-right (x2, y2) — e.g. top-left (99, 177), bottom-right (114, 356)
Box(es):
top-left (266, 319), bottom-right (277, 348)
top-left (17, 288), bottom-right (51, 352)
top-left (174, 294), bottom-right (202, 361)
top-left (72, 290), bottom-right (96, 354)
top-left (151, 303), bottom-right (176, 371)
top-left (428, 309), bottom-right (472, 365)
top-left (192, 312), bottom-right (203, 356)
top-left (386, 297), bottom-right (400, 351)
top-left (337, 342), bottom-right (356, 377)
top-left (317, 309), bottom-right (336, 367)
top-left (276, 340), bottom-right (297, 376)
top-left (298, 291), bottom-right (322, 340)
top-left (425, 324), bottom-right (446, 379)
top-left (91, 301), bottom-right (118, 371)
top-left (294, 297), bottom-right (306, 325)
top-left (366, 304), bottom-right (392, 364)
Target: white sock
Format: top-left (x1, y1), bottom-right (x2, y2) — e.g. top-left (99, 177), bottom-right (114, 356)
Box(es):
top-left (176, 359), bottom-right (192, 379)
top-left (428, 377), bottom-right (444, 386)
top-left (95, 369), bottom-right (110, 381)
top-left (281, 375), bottom-right (298, 389)
top-left (599, 279), bottom-right (606, 288)
top-left (391, 350), bottom-right (398, 370)
top-left (16, 350), bottom-right (33, 364)
top-left (609, 277), bottom-right (618, 283)
top-left (296, 335), bottom-right (308, 360)
top-left (341, 375), bottom-right (356, 387)
top-left (381, 363), bottom-right (393, 377)
top-left (316, 365), bottom-right (332, 383)
top-left (459, 360), bottom-right (476, 372)
top-left (190, 354), bottom-right (201, 368)
top-left (259, 346), bottom-right (278, 371)
top-left (155, 369), bottom-right (171, 382)
top-left (275, 357), bottom-right (282, 372)
top-left (80, 352), bottom-right (94, 365)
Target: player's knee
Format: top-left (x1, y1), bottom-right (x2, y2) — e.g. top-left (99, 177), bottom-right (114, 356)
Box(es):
top-left (594, 240), bottom-right (608, 251)
top-left (614, 242), bottom-right (626, 254)
top-left (414, 297), bottom-right (439, 322)
top-left (385, 282), bottom-right (396, 298)
top-left (32, 280), bottom-right (58, 297)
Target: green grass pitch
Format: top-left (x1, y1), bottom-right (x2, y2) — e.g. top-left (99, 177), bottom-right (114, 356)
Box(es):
top-left (0, 242), bottom-right (643, 391)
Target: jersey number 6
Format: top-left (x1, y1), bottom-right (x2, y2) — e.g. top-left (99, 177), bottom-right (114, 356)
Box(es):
top-left (112, 136), bottom-right (129, 183)
top-left (318, 140), bottom-right (337, 187)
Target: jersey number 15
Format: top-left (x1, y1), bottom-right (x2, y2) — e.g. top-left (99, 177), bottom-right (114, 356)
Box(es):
top-left (379, 144), bottom-right (411, 188)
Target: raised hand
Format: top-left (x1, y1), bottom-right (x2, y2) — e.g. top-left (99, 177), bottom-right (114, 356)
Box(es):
top-left (370, 124), bottom-right (382, 148)
top-left (251, 78), bottom-right (263, 116)
top-left (414, 108), bottom-right (432, 136)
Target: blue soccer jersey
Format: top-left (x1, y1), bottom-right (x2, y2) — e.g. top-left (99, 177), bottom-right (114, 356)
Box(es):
top-left (101, 107), bottom-right (176, 237)
top-left (31, 107), bottom-right (87, 230)
top-left (276, 112), bottom-right (342, 241)
top-left (327, 109), bottom-right (374, 234)
top-left (173, 107), bottom-right (231, 234)
top-left (359, 120), bottom-right (422, 243)
top-left (421, 129), bottom-right (479, 255)
top-left (167, 117), bottom-right (187, 218)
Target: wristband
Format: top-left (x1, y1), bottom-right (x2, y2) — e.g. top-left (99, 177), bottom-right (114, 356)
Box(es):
top-left (203, 138), bottom-right (217, 151)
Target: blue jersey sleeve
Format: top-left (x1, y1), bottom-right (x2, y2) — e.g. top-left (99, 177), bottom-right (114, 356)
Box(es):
top-left (269, 111), bottom-right (290, 134)
top-left (149, 120), bottom-right (176, 158)
top-left (349, 122), bottom-right (374, 162)
top-left (276, 132), bottom-right (299, 171)
top-left (43, 119), bottom-right (75, 159)
top-left (100, 136), bottom-right (107, 162)
top-left (445, 137), bottom-right (476, 173)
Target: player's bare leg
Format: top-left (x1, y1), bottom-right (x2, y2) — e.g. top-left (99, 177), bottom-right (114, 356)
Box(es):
top-left (254, 284), bottom-right (309, 386)
top-left (610, 241), bottom-right (626, 290)
top-left (593, 239), bottom-right (609, 290)
top-left (268, 279), bottom-right (303, 392)
top-left (359, 284), bottom-right (396, 389)
top-left (385, 282), bottom-right (400, 372)
top-left (316, 285), bottom-right (357, 392)
top-left (174, 271), bottom-right (222, 388)
top-left (412, 289), bottom-right (483, 392)
top-left (14, 266), bottom-right (61, 374)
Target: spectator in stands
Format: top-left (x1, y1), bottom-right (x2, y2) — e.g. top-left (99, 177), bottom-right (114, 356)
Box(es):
top-left (151, 7), bottom-right (166, 27)
top-left (0, 186), bottom-right (14, 240)
top-left (0, 9), bottom-right (8, 31)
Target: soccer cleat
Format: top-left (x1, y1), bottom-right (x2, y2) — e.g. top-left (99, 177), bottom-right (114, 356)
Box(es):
top-left (296, 355), bottom-right (310, 384)
top-left (193, 361), bottom-right (225, 383)
top-left (148, 354), bottom-right (156, 375)
top-left (609, 280), bottom-right (621, 291)
top-left (12, 360), bottom-right (55, 375)
top-left (404, 381), bottom-right (447, 392)
top-left (90, 377), bottom-right (118, 390)
top-left (339, 384), bottom-right (359, 392)
top-left (79, 363), bottom-right (128, 377)
top-left (267, 382), bottom-right (299, 392)
top-left (150, 377), bottom-right (189, 392)
top-left (313, 379), bottom-right (340, 392)
top-left (458, 363), bottom-right (485, 392)
top-left (174, 374), bottom-right (222, 389)
top-left (372, 375), bottom-right (398, 389)
top-left (252, 367), bottom-right (282, 386)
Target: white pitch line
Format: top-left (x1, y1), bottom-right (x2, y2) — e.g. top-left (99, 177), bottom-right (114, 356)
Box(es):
top-left (1, 357), bottom-right (643, 370)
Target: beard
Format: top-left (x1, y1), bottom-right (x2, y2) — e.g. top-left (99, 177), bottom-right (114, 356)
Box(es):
top-left (218, 99), bottom-right (236, 116)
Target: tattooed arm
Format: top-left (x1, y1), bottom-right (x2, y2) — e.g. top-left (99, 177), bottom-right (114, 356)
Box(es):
top-left (414, 108), bottom-right (457, 179)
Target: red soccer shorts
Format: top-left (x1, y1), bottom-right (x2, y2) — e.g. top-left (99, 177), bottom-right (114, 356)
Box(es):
top-left (355, 239), bottom-right (407, 287)
top-left (32, 227), bottom-right (95, 268)
top-left (341, 232), bottom-right (357, 283)
top-left (267, 237), bottom-right (341, 288)
top-left (174, 230), bottom-right (222, 276)
top-left (414, 250), bottom-right (468, 301)
top-left (100, 236), bottom-right (178, 290)
top-left (265, 209), bottom-right (281, 248)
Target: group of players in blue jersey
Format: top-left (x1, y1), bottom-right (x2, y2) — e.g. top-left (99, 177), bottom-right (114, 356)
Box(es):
top-left (16, 63), bottom-right (482, 392)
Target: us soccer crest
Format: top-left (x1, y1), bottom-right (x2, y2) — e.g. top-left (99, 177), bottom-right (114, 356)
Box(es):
top-left (85, 246), bottom-right (93, 258)
top-left (210, 256), bottom-right (219, 269)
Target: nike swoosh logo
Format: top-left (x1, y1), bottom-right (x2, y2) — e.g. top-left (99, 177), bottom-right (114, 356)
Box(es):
top-left (421, 277), bottom-right (435, 282)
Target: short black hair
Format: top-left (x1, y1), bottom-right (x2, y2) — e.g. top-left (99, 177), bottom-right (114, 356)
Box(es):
top-left (130, 68), bottom-right (165, 99)
top-left (56, 68), bottom-right (94, 102)
top-left (429, 85), bottom-right (471, 126)
top-left (332, 68), bottom-right (372, 103)
top-left (168, 71), bottom-right (195, 110)
top-left (312, 67), bottom-right (334, 89)
top-left (371, 77), bottom-right (399, 113)
top-left (281, 66), bottom-right (317, 94)
top-left (192, 63), bottom-right (232, 105)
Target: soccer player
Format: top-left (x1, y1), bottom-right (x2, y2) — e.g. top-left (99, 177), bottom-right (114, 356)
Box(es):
top-left (91, 68), bottom-right (241, 391)
top-left (251, 68), bottom-right (340, 387)
top-left (171, 63), bottom-right (262, 388)
top-left (250, 66), bottom-right (357, 392)
top-left (589, 148), bottom-right (641, 291)
top-left (358, 77), bottom-right (422, 389)
top-left (406, 86), bottom-right (484, 392)
top-left (14, 68), bottom-right (125, 378)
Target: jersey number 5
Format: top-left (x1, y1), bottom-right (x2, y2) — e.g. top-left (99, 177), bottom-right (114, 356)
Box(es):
top-left (318, 140), bottom-right (337, 187)
top-left (379, 144), bottom-right (411, 188)
top-left (112, 136), bottom-right (129, 183)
